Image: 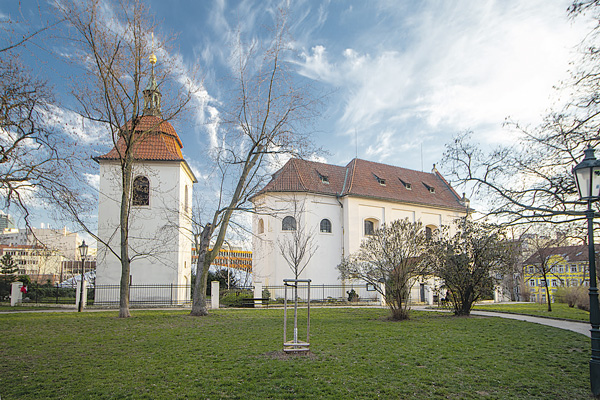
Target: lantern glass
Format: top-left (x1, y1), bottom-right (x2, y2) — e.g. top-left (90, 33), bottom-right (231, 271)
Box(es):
top-left (79, 240), bottom-right (89, 259)
top-left (573, 147), bottom-right (600, 201)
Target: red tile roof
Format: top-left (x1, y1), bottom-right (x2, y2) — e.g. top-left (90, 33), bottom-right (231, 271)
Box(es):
top-left (96, 115), bottom-right (184, 161)
top-left (255, 158), bottom-right (467, 211)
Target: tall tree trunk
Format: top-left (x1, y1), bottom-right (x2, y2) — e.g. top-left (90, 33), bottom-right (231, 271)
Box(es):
top-left (191, 224), bottom-right (212, 316)
top-left (119, 161), bottom-right (132, 318)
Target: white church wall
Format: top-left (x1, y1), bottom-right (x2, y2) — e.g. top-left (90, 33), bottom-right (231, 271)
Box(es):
top-left (96, 160), bottom-right (192, 304)
top-left (252, 193), bottom-right (343, 286)
top-left (253, 192), bottom-right (467, 289)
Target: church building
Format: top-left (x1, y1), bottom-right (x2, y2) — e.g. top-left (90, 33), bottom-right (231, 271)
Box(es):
top-left (94, 54), bottom-right (196, 305)
top-left (251, 158), bottom-right (469, 302)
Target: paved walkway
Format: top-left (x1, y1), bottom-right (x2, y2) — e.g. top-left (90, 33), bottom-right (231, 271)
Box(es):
top-left (413, 305), bottom-right (591, 337)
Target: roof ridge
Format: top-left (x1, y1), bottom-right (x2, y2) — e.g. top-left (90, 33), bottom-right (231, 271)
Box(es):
top-left (346, 158), bottom-right (357, 194)
top-left (291, 159), bottom-right (308, 191)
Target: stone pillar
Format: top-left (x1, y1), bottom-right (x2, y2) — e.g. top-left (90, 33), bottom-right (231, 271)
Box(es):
top-left (426, 285), bottom-right (434, 305)
top-left (254, 281), bottom-right (263, 308)
top-left (10, 282), bottom-right (23, 306)
top-left (76, 280), bottom-right (88, 309)
top-left (211, 281), bottom-right (220, 309)
top-left (379, 282), bottom-right (386, 306)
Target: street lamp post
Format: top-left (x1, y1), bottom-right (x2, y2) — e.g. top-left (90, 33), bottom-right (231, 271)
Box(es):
top-left (573, 145), bottom-right (600, 397)
top-left (78, 240), bottom-right (89, 312)
top-left (224, 240), bottom-right (231, 290)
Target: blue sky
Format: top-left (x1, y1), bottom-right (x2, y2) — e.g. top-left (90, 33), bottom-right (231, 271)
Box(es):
top-left (0, 0), bottom-right (594, 234)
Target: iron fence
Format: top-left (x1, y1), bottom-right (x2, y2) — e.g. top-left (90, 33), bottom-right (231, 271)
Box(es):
top-left (94, 284), bottom-right (191, 307)
top-left (263, 283), bottom-right (381, 305)
top-left (16, 282), bottom-right (383, 307)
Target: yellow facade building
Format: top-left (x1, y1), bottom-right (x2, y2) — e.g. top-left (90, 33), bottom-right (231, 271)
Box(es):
top-left (523, 245), bottom-right (598, 303)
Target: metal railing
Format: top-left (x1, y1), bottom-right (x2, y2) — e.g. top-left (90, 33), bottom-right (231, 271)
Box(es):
top-left (16, 283), bottom-right (383, 308)
top-left (263, 284), bottom-right (380, 305)
top-left (94, 284), bottom-right (191, 307)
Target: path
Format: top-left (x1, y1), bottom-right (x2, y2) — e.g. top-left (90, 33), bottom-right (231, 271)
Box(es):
top-left (413, 305), bottom-right (590, 337)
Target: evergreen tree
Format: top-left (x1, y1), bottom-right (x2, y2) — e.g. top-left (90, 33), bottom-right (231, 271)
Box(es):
top-left (0, 253), bottom-right (18, 300)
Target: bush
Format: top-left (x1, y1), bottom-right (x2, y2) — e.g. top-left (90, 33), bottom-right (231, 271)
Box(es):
top-left (220, 290), bottom-right (253, 307)
top-left (555, 286), bottom-right (589, 311)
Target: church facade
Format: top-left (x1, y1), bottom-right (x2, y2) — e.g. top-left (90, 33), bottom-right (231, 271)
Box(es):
top-left (94, 60), bottom-right (196, 305)
top-left (251, 158), bottom-right (469, 303)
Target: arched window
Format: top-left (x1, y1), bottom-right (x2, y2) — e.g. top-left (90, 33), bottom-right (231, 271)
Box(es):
top-left (282, 216), bottom-right (297, 231)
top-left (364, 219), bottom-right (378, 236)
top-left (132, 176), bottom-right (149, 206)
top-left (258, 218), bottom-right (265, 234)
top-left (425, 225), bottom-right (438, 240)
top-left (320, 219), bottom-right (332, 233)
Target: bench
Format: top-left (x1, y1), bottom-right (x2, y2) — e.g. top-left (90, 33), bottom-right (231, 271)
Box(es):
top-left (240, 298), bottom-right (270, 308)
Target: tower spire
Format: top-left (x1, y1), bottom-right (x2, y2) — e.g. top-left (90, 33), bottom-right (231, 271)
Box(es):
top-left (143, 33), bottom-right (162, 117)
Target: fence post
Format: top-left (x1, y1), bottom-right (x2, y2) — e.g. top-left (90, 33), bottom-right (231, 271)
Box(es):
top-left (10, 282), bottom-right (22, 306)
top-left (211, 281), bottom-right (220, 309)
top-left (254, 281), bottom-right (263, 308)
top-left (379, 281), bottom-right (386, 306)
top-left (56, 283), bottom-right (59, 304)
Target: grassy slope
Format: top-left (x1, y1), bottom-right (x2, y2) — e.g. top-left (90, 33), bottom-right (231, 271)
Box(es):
top-left (0, 308), bottom-right (589, 399)
top-left (473, 302), bottom-right (590, 322)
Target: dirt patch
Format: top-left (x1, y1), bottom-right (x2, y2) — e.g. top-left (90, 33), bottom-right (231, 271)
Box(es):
top-left (261, 350), bottom-right (319, 360)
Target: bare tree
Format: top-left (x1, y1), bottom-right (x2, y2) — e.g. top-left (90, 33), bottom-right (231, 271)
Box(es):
top-left (190, 9), bottom-right (321, 316)
top-left (277, 198), bottom-right (318, 280)
top-left (523, 228), bottom-right (573, 311)
top-left (338, 219), bottom-right (427, 320)
top-left (441, 3), bottom-right (600, 228)
top-left (0, 12), bottom-right (72, 227)
top-left (55, 0), bottom-right (194, 317)
top-left (427, 219), bottom-right (509, 316)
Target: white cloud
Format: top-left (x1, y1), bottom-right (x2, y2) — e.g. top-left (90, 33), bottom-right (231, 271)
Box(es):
top-left (295, 0), bottom-right (592, 165)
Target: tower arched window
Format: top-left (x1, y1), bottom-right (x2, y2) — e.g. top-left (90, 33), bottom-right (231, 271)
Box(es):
top-left (320, 219), bottom-right (332, 233)
top-left (132, 176), bottom-right (149, 206)
top-left (258, 218), bottom-right (265, 234)
top-left (282, 216), bottom-right (297, 231)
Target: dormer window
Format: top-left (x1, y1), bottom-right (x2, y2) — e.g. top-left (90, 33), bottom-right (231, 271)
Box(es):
top-left (374, 174), bottom-right (386, 186)
top-left (423, 183), bottom-right (435, 193)
top-left (317, 171), bottom-right (329, 184)
top-left (399, 179), bottom-right (412, 190)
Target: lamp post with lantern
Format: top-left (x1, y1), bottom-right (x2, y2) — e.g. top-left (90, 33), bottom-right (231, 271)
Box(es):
top-left (572, 145), bottom-right (600, 396)
top-left (78, 240), bottom-right (89, 312)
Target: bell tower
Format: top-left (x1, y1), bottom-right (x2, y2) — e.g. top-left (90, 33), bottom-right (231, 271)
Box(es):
top-left (94, 47), bottom-right (197, 305)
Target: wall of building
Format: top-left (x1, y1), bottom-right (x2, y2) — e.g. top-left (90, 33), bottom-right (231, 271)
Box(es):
top-left (96, 160), bottom-right (193, 301)
top-left (252, 192), bottom-right (466, 292)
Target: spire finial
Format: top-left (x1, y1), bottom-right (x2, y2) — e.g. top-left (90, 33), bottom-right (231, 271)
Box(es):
top-left (149, 32), bottom-right (157, 65)
top-left (143, 32), bottom-right (162, 117)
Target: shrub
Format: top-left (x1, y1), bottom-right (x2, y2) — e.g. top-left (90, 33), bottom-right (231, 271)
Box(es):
top-left (220, 290), bottom-right (253, 307)
top-left (556, 286), bottom-right (590, 311)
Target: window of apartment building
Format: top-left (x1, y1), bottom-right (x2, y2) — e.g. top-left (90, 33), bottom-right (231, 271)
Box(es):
top-left (571, 265), bottom-right (578, 273)
top-left (551, 279), bottom-right (557, 287)
top-left (530, 279), bottom-right (535, 287)
top-left (558, 266), bottom-right (564, 273)
top-left (529, 266), bottom-right (534, 274)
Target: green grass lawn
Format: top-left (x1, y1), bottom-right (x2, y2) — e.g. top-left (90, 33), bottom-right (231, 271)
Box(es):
top-left (472, 302), bottom-right (590, 322)
top-left (0, 308), bottom-right (590, 399)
